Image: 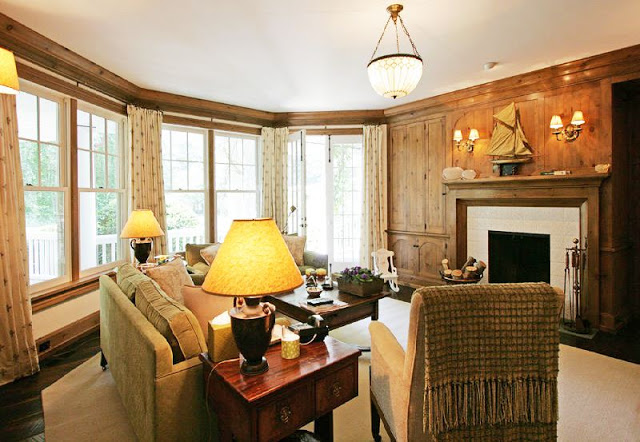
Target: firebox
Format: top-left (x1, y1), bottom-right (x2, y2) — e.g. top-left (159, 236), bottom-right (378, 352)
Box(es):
top-left (488, 231), bottom-right (550, 284)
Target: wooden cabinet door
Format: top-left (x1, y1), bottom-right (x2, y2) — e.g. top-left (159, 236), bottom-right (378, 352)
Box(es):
top-left (406, 122), bottom-right (427, 232)
top-left (388, 233), bottom-right (418, 275)
top-left (388, 126), bottom-right (408, 231)
top-left (417, 237), bottom-right (447, 281)
top-left (426, 117), bottom-right (446, 233)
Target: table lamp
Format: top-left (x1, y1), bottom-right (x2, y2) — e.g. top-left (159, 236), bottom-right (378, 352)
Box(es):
top-left (120, 209), bottom-right (165, 264)
top-left (202, 218), bottom-right (303, 375)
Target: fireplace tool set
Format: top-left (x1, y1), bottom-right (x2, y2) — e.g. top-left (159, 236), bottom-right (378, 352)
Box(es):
top-left (562, 238), bottom-right (590, 334)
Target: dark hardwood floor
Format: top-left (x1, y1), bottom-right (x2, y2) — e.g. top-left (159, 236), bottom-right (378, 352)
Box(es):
top-left (1, 293), bottom-right (638, 441)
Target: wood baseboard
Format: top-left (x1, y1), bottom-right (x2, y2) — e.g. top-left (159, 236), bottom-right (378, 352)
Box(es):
top-left (35, 311), bottom-right (100, 361)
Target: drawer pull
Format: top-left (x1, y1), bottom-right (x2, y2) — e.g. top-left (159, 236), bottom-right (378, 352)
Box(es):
top-left (330, 382), bottom-right (342, 398)
top-left (278, 405), bottom-right (292, 424)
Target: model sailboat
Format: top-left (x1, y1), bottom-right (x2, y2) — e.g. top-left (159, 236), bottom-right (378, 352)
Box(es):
top-left (487, 102), bottom-right (532, 175)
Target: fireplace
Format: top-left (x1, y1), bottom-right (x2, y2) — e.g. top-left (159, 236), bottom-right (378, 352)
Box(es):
top-left (488, 231), bottom-right (550, 284)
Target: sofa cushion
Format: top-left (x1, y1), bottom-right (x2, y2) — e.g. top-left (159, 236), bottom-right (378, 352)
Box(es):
top-left (191, 262), bottom-right (210, 275)
top-left (135, 280), bottom-right (205, 364)
top-left (116, 263), bottom-right (150, 301)
top-left (200, 243), bottom-right (222, 265)
top-left (146, 259), bottom-right (192, 304)
top-left (185, 243), bottom-right (213, 266)
top-left (283, 235), bottom-right (306, 266)
top-left (182, 285), bottom-right (234, 337)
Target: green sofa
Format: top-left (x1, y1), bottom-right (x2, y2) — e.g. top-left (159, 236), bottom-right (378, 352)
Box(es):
top-left (184, 242), bottom-right (328, 285)
top-left (99, 269), bottom-right (230, 441)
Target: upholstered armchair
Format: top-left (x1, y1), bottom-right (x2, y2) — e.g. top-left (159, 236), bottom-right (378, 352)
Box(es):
top-left (369, 283), bottom-right (562, 441)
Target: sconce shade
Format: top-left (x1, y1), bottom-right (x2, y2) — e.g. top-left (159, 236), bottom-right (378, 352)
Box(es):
top-left (367, 54), bottom-right (423, 99)
top-left (120, 209), bottom-right (165, 239)
top-left (202, 218), bottom-right (303, 297)
top-left (549, 115), bottom-right (564, 130)
top-left (571, 111), bottom-right (585, 126)
top-left (453, 130), bottom-right (463, 142)
top-left (0, 47), bottom-right (19, 95)
top-left (468, 129), bottom-right (480, 141)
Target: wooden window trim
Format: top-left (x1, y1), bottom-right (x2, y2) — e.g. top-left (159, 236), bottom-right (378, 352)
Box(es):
top-left (31, 270), bottom-right (116, 313)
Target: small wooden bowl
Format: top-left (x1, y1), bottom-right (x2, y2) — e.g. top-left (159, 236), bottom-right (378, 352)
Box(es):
top-left (306, 287), bottom-right (323, 298)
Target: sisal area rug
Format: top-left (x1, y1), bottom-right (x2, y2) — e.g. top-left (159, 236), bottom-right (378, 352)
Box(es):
top-left (43, 298), bottom-right (640, 441)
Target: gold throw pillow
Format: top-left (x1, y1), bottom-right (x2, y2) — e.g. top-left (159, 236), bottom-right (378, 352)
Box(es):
top-left (282, 235), bottom-right (306, 266)
top-left (200, 243), bottom-right (222, 265)
top-left (146, 258), bottom-right (192, 304)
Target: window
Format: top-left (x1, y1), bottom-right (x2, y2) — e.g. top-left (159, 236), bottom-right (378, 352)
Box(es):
top-left (17, 88), bottom-right (68, 288)
top-left (77, 107), bottom-right (126, 273)
top-left (162, 126), bottom-right (208, 253)
top-left (214, 132), bottom-right (258, 241)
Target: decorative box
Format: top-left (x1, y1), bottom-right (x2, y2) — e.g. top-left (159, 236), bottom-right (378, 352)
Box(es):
top-left (337, 277), bottom-right (384, 297)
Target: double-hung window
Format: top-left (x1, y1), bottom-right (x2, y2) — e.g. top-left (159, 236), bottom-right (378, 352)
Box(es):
top-left (162, 126), bottom-right (208, 253)
top-left (214, 131), bottom-right (258, 241)
top-left (17, 87), bottom-right (68, 289)
top-left (77, 106), bottom-right (127, 273)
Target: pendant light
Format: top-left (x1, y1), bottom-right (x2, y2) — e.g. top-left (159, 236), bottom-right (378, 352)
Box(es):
top-left (367, 4), bottom-right (423, 99)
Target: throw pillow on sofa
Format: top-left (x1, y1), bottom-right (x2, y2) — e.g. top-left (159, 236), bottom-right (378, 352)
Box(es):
top-left (116, 263), bottom-right (151, 301)
top-left (135, 280), bottom-right (205, 364)
top-left (200, 243), bottom-right (222, 265)
top-left (282, 235), bottom-right (306, 266)
top-left (146, 259), bottom-right (192, 304)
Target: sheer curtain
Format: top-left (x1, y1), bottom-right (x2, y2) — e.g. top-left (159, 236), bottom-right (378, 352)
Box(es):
top-left (0, 94), bottom-right (39, 386)
top-left (360, 124), bottom-right (388, 268)
top-left (127, 105), bottom-right (167, 256)
top-left (261, 127), bottom-right (289, 230)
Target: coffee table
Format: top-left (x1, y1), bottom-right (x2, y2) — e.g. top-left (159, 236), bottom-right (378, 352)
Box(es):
top-left (266, 284), bottom-right (389, 350)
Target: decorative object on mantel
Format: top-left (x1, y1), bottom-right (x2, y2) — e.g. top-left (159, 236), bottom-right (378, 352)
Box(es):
top-left (487, 102), bottom-right (533, 176)
top-left (453, 128), bottom-right (480, 152)
top-left (595, 163), bottom-right (611, 174)
top-left (540, 170), bottom-right (571, 176)
top-left (442, 166), bottom-right (464, 180)
top-left (561, 238), bottom-right (591, 335)
top-left (440, 257), bottom-right (486, 284)
top-left (337, 266), bottom-right (384, 297)
top-left (461, 169), bottom-right (477, 180)
top-left (550, 111), bottom-right (585, 142)
top-left (367, 4), bottom-right (423, 99)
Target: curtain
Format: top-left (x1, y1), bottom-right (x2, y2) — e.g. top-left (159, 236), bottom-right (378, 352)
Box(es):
top-left (0, 94), bottom-right (39, 386)
top-left (127, 105), bottom-right (167, 256)
top-left (360, 124), bottom-right (388, 268)
top-left (261, 127), bottom-right (289, 230)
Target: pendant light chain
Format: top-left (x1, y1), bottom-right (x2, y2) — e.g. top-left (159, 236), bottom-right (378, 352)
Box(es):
top-left (369, 16), bottom-right (393, 62)
top-left (395, 18), bottom-right (400, 53)
top-left (398, 15), bottom-right (421, 58)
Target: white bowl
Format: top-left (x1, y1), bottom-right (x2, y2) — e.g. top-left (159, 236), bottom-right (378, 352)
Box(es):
top-left (461, 169), bottom-right (477, 180)
top-left (442, 167), bottom-right (464, 180)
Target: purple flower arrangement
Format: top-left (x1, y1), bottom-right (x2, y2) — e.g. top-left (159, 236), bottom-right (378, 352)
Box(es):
top-left (339, 266), bottom-right (380, 284)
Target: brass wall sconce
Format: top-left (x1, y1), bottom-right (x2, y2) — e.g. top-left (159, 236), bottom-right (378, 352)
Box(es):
top-left (550, 111), bottom-right (585, 142)
top-left (453, 129), bottom-right (479, 152)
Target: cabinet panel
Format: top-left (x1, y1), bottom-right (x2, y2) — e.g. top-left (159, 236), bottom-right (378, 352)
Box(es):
top-left (389, 126), bottom-right (408, 231)
top-left (417, 237), bottom-right (447, 280)
top-left (426, 117), bottom-right (446, 233)
top-left (406, 122), bottom-right (427, 232)
top-left (388, 233), bottom-right (417, 274)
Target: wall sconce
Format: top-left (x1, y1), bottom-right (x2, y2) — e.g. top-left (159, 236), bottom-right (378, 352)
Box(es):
top-left (550, 111), bottom-right (585, 142)
top-left (453, 128), bottom-right (479, 152)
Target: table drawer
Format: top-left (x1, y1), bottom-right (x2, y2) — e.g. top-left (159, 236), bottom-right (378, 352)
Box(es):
top-left (315, 363), bottom-right (357, 416)
top-left (257, 383), bottom-right (315, 441)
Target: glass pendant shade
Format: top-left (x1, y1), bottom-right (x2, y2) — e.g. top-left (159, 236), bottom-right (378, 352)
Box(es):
top-left (367, 54), bottom-right (423, 99)
top-left (0, 47), bottom-right (19, 95)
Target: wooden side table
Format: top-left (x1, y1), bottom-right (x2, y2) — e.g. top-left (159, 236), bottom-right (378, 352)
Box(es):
top-left (201, 337), bottom-right (361, 442)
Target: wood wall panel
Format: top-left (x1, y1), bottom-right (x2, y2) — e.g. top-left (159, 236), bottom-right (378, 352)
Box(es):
top-left (388, 127), bottom-right (407, 231)
top-left (426, 118), bottom-right (446, 233)
top-left (406, 122), bottom-right (427, 232)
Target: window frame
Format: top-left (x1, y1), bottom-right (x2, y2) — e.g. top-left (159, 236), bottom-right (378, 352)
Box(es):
top-left (213, 130), bottom-right (260, 242)
top-left (76, 102), bottom-right (128, 278)
top-left (162, 124), bottom-right (210, 252)
top-left (18, 81), bottom-right (72, 294)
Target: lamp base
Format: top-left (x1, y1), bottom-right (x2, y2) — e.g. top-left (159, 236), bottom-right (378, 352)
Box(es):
top-left (230, 298), bottom-right (275, 376)
top-left (240, 356), bottom-right (269, 376)
top-left (130, 239), bottom-right (152, 264)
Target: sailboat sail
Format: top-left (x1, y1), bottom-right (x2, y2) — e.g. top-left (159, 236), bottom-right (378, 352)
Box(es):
top-left (487, 102), bottom-right (533, 157)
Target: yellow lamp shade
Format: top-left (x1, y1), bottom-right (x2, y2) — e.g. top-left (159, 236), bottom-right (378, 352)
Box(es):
top-left (0, 47), bottom-right (19, 95)
top-left (202, 218), bottom-right (303, 297)
top-left (120, 209), bottom-right (165, 239)
top-left (571, 110), bottom-right (585, 126)
top-left (453, 130), bottom-right (463, 142)
top-left (549, 115), bottom-right (564, 130)
top-left (468, 129), bottom-right (480, 141)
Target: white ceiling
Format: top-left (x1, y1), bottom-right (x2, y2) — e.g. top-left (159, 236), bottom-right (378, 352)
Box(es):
top-left (1, 0), bottom-right (640, 112)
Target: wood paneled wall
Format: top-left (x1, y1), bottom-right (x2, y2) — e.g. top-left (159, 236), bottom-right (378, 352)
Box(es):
top-left (386, 46), bottom-right (640, 331)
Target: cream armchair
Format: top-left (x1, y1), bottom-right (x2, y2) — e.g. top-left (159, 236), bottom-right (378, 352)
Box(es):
top-left (369, 283), bottom-right (561, 441)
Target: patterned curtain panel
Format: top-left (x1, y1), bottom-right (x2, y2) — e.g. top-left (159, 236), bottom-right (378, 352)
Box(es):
top-left (361, 124), bottom-right (388, 268)
top-left (0, 94), bottom-right (39, 386)
top-left (261, 127), bottom-right (289, 229)
top-left (127, 105), bottom-right (167, 256)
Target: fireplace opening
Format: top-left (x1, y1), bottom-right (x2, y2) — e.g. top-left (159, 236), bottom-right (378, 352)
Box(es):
top-left (488, 231), bottom-right (551, 283)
